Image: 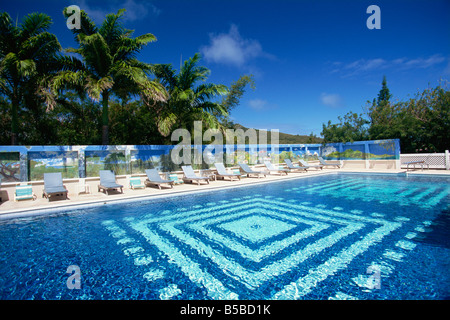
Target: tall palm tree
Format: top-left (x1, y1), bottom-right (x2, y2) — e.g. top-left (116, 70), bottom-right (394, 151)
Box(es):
top-left (0, 11), bottom-right (62, 145)
top-left (149, 53), bottom-right (228, 139)
top-left (52, 8), bottom-right (165, 145)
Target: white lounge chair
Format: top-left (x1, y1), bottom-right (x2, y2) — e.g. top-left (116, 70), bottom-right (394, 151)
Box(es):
top-left (318, 157), bottom-right (341, 169)
top-left (98, 170), bottom-right (124, 194)
top-left (298, 159), bottom-right (323, 170)
top-left (145, 169), bottom-right (174, 189)
top-left (284, 159), bottom-right (308, 172)
top-left (238, 163), bottom-right (266, 178)
top-left (181, 165), bottom-right (210, 185)
top-left (43, 172), bottom-right (69, 200)
top-left (214, 163), bottom-right (241, 181)
top-left (264, 161), bottom-right (289, 175)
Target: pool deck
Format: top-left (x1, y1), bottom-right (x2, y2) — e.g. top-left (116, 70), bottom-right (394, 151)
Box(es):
top-left (0, 167), bottom-right (449, 219)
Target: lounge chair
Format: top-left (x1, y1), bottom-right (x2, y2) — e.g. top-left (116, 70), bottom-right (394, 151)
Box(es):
top-left (284, 159), bottom-right (308, 172)
top-left (98, 170), bottom-right (124, 194)
top-left (42, 172), bottom-right (69, 200)
top-left (214, 163), bottom-right (241, 181)
top-left (402, 160), bottom-right (429, 171)
top-left (298, 159), bottom-right (323, 170)
top-left (145, 169), bottom-right (174, 189)
top-left (129, 176), bottom-right (146, 189)
top-left (264, 161), bottom-right (289, 175)
top-left (238, 163), bottom-right (267, 178)
top-left (181, 165), bottom-right (210, 185)
top-left (318, 156), bottom-right (341, 169)
top-left (15, 184), bottom-right (37, 201)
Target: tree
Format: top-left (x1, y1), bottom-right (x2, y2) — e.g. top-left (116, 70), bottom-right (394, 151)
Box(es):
top-left (51, 8), bottom-right (165, 145)
top-left (149, 53), bottom-right (229, 140)
top-left (50, 92), bottom-right (102, 145)
top-left (377, 75), bottom-right (392, 105)
top-left (321, 111), bottom-right (370, 143)
top-left (219, 74), bottom-right (255, 128)
top-left (306, 132), bottom-right (319, 144)
top-left (368, 75), bottom-right (395, 140)
top-left (0, 12), bottom-right (62, 145)
top-left (322, 77), bottom-right (449, 153)
top-left (401, 83), bottom-right (450, 152)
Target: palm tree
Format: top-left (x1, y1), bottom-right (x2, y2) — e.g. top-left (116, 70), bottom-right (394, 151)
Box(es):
top-left (52, 8), bottom-right (165, 145)
top-left (0, 12), bottom-right (62, 145)
top-left (149, 53), bottom-right (228, 139)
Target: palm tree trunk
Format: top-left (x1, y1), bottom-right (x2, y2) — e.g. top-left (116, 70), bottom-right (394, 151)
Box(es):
top-left (10, 94), bottom-right (19, 146)
top-left (101, 91), bottom-right (109, 145)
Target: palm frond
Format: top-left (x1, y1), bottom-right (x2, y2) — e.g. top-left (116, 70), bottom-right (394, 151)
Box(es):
top-left (140, 79), bottom-right (168, 103)
top-left (0, 12), bottom-right (19, 55)
top-left (195, 83), bottom-right (228, 102)
top-left (0, 76), bottom-right (12, 96)
top-left (179, 53), bottom-right (210, 90)
top-left (85, 75), bottom-right (114, 101)
top-left (152, 64), bottom-right (177, 89)
top-left (56, 54), bottom-right (86, 72)
top-left (199, 109), bottom-right (223, 130)
top-left (156, 112), bottom-right (178, 137)
top-left (112, 61), bottom-right (146, 83)
top-left (78, 33), bottom-right (112, 77)
top-left (98, 9), bottom-right (127, 45)
top-left (1, 52), bottom-right (36, 78)
top-left (17, 58), bottom-right (36, 77)
top-left (19, 12), bottom-right (52, 40)
top-left (113, 33), bottom-right (156, 61)
top-left (51, 70), bottom-right (84, 90)
top-left (21, 31), bottom-right (62, 61)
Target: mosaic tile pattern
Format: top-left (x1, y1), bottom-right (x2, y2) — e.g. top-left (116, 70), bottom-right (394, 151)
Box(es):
top-left (100, 180), bottom-right (446, 299)
top-left (286, 176), bottom-right (450, 209)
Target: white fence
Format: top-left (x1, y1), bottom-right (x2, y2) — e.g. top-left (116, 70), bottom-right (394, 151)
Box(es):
top-left (400, 150), bottom-right (450, 170)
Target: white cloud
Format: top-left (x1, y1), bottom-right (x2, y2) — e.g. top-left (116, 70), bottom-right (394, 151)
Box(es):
top-left (341, 58), bottom-right (387, 77)
top-left (401, 54), bottom-right (445, 69)
top-left (74, 0), bottom-right (160, 23)
top-left (201, 24), bottom-right (273, 67)
top-left (247, 99), bottom-right (278, 112)
top-left (121, 0), bottom-right (161, 22)
top-left (248, 99), bottom-right (268, 110)
top-left (331, 54), bottom-right (446, 78)
top-left (320, 93), bottom-right (344, 108)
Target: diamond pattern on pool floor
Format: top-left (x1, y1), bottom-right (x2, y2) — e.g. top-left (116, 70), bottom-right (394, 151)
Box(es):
top-left (102, 196), bottom-right (416, 300)
top-left (219, 215), bottom-right (296, 243)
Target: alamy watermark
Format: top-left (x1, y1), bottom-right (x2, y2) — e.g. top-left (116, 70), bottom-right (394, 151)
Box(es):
top-left (66, 265), bottom-right (81, 290)
top-left (366, 5), bottom-right (381, 30)
top-left (170, 121), bottom-right (280, 166)
top-left (366, 265), bottom-right (381, 289)
top-left (66, 5), bottom-right (81, 30)
top-left (65, 4), bottom-right (381, 31)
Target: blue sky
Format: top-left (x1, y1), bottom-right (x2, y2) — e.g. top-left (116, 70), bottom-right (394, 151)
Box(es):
top-left (3, 0), bottom-right (449, 136)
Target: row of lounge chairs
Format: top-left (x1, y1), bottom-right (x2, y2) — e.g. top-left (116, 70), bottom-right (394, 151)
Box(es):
top-left (8, 157), bottom-right (340, 202)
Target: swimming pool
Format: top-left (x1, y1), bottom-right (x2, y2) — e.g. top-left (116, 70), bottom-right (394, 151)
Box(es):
top-left (0, 173), bottom-right (448, 300)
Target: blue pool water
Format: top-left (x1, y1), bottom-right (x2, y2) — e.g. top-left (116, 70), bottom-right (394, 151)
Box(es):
top-left (0, 173), bottom-right (449, 300)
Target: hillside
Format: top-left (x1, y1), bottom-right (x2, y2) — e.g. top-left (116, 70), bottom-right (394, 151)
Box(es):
top-left (231, 124), bottom-right (323, 144)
